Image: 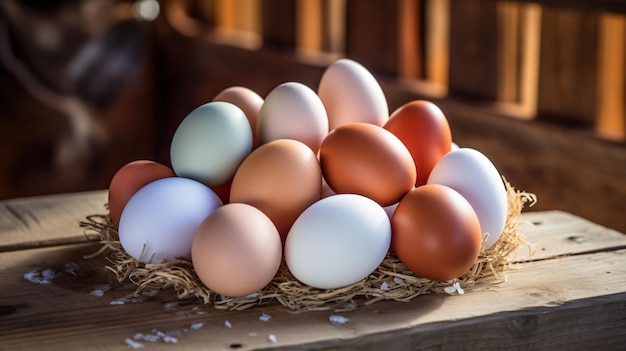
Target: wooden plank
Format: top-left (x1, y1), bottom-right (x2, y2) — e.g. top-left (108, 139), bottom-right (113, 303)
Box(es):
top-left (1, 242), bottom-right (625, 349)
top-left (517, 210), bottom-right (626, 261)
top-left (448, 0), bottom-right (499, 100)
top-left (537, 7), bottom-right (598, 126)
top-left (0, 190), bottom-right (107, 252)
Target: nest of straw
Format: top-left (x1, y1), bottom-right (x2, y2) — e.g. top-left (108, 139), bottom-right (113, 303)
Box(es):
top-left (81, 177), bottom-right (536, 312)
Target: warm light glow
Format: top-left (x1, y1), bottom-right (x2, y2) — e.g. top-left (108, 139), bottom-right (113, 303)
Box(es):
top-left (132, 0), bottom-right (160, 21)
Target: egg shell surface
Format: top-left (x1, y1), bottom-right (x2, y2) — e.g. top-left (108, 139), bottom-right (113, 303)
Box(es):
top-left (384, 100), bottom-right (452, 186)
top-left (427, 148), bottom-right (508, 248)
top-left (256, 82), bottom-right (328, 153)
top-left (391, 184), bottom-right (482, 281)
top-left (170, 101), bottom-right (252, 187)
top-left (118, 177), bottom-right (223, 263)
top-left (213, 86), bottom-right (264, 149)
top-left (229, 139), bottom-right (322, 243)
top-left (319, 122), bottom-right (416, 207)
top-left (285, 194), bottom-right (391, 289)
top-left (318, 58), bottom-right (389, 130)
top-left (108, 160), bottom-right (175, 227)
top-left (192, 203), bottom-right (282, 298)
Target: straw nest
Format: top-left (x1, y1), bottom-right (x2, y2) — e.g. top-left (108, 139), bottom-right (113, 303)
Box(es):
top-left (81, 177), bottom-right (536, 312)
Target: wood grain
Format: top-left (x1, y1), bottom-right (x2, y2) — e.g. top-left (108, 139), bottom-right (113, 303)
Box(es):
top-left (0, 191), bottom-right (107, 252)
top-left (1, 242), bottom-right (624, 350)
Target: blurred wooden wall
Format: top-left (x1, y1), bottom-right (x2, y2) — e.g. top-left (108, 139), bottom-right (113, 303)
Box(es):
top-left (152, 0), bottom-right (626, 233)
top-left (1, 0), bottom-right (625, 233)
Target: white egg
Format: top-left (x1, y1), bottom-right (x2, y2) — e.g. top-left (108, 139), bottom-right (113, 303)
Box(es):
top-left (427, 148), bottom-right (508, 249)
top-left (285, 194), bottom-right (391, 289)
top-left (118, 177), bottom-right (223, 263)
top-left (318, 58), bottom-right (389, 130)
top-left (170, 101), bottom-right (252, 187)
top-left (256, 82), bottom-right (329, 152)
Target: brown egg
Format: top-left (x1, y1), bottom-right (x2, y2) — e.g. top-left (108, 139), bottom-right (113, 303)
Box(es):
top-left (319, 122), bottom-right (416, 207)
top-left (192, 203), bottom-right (282, 297)
top-left (391, 184), bottom-right (482, 281)
top-left (384, 100), bottom-right (452, 186)
top-left (107, 160), bottom-right (176, 227)
top-left (213, 86), bottom-right (264, 148)
top-left (229, 139), bottom-right (322, 243)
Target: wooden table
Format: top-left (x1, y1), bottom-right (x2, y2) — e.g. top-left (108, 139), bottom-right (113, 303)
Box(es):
top-left (1, 191), bottom-right (625, 350)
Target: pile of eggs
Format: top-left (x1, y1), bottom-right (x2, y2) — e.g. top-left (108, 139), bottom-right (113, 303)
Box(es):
top-left (108, 58), bottom-right (508, 298)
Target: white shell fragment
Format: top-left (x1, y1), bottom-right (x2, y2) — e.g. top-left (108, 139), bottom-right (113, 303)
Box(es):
top-left (89, 290), bottom-right (105, 297)
top-left (225, 320), bottom-right (232, 328)
top-left (444, 281), bottom-right (465, 295)
top-left (190, 322), bottom-right (204, 330)
top-left (23, 269), bottom-right (56, 284)
top-left (125, 338), bottom-right (145, 349)
top-left (329, 314), bottom-right (350, 326)
top-left (259, 313), bottom-right (272, 322)
top-left (393, 277), bottom-right (405, 285)
top-left (268, 334), bottom-right (277, 343)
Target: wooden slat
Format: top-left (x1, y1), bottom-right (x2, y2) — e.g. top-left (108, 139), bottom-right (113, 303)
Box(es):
top-left (1, 242), bottom-right (625, 349)
top-left (296, 0), bottom-right (324, 52)
top-left (423, 0), bottom-right (449, 90)
top-left (497, 1), bottom-right (521, 104)
top-left (398, 0), bottom-right (423, 79)
top-left (345, 0), bottom-right (400, 75)
top-left (448, 0), bottom-right (499, 100)
top-left (596, 12), bottom-right (626, 140)
top-left (322, 0), bottom-right (347, 54)
top-left (518, 2), bottom-right (542, 115)
top-left (537, 7), bottom-right (598, 125)
top-left (0, 191), bottom-right (107, 252)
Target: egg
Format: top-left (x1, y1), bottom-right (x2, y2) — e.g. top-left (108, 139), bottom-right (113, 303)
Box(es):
top-left (391, 184), bottom-right (482, 281)
top-left (229, 139), bottom-right (322, 243)
top-left (285, 194), bottom-right (391, 289)
top-left (427, 148), bottom-right (508, 248)
top-left (319, 122), bottom-right (416, 207)
top-left (256, 82), bottom-right (328, 153)
top-left (213, 86), bottom-right (264, 149)
top-left (192, 203), bottom-right (282, 297)
top-left (318, 58), bottom-right (389, 130)
top-left (107, 160), bottom-right (175, 227)
top-left (170, 101), bottom-right (252, 187)
top-left (384, 100), bottom-right (452, 186)
top-left (118, 177), bottom-right (223, 263)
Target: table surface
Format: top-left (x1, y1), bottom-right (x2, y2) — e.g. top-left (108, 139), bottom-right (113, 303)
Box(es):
top-left (1, 190), bottom-right (625, 350)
